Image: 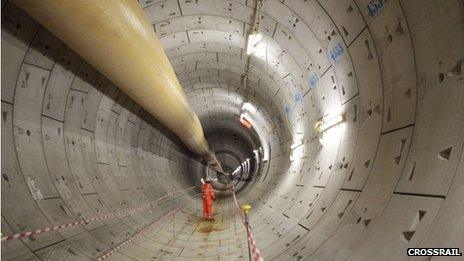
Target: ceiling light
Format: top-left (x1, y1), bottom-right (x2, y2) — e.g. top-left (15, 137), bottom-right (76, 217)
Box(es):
top-left (290, 139), bottom-right (303, 150)
top-left (240, 114), bottom-right (252, 129)
top-left (246, 32), bottom-right (262, 55)
top-left (314, 113), bottom-right (345, 132)
top-left (242, 102), bottom-right (256, 112)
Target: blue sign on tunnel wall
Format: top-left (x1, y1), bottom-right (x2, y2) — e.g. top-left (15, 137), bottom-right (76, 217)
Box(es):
top-left (309, 73), bottom-right (319, 87)
top-left (285, 105), bottom-right (292, 114)
top-left (329, 43), bottom-right (344, 62)
top-left (367, 0), bottom-right (387, 17)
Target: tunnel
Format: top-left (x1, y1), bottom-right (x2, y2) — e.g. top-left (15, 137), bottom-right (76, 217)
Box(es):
top-left (1, 0), bottom-right (463, 260)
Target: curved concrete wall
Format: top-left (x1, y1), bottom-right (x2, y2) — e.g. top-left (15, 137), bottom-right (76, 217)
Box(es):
top-left (1, 0), bottom-right (463, 260)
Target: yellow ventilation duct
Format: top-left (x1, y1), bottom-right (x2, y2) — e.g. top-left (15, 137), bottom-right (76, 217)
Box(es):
top-left (12, 0), bottom-right (223, 172)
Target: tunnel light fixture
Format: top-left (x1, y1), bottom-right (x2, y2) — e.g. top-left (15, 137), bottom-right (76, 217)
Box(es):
top-left (232, 158), bottom-right (251, 179)
top-left (290, 137), bottom-right (304, 161)
top-left (290, 145), bottom-right (304, 162)
top-left (246, 32), bottom-right (262, 55)
top-left (240, 114), bottom-right (252, 129)
top-left (291, 133), bottom-right (304, 150)
top-left (232, 165), bottom-right (241, 176)
top-left (315, 113), bottom-right (346, 133)
top-left (253, 149), bottom-right (260, 168)
top-left (290, 139), bottom-right (303, 150)
top-left (242, 102), bottom-right (256, 112)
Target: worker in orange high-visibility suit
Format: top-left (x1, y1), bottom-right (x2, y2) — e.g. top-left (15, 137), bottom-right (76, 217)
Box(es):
top-left (202, 180), bottom-right (215, 220)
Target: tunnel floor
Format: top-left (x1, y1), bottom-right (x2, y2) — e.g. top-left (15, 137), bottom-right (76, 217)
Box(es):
top-left (129, 198), bottom-right (250, 260)
top-left (173, 199), bottom-right (248, 259)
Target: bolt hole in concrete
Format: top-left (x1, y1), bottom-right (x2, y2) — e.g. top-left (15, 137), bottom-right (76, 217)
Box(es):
top-left (438, 72), bottom-right (445, 83)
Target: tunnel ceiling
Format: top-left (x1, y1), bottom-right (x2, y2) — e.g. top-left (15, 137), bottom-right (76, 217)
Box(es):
top-left (1, 0), bottom-right (464, 260)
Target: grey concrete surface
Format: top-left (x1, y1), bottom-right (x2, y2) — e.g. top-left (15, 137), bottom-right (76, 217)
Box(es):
top-left (1, 0), bottom-right (463, 260)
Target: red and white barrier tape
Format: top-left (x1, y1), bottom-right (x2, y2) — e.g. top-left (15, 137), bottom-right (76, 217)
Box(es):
top-left (231, 187), bottom-right (245, 224)
top-left (96, 205), bottom-right (183, 261)
top-left (247, 228), bottom-right (264, 261)
top-left (231, 187), bottom-right (264, 261)
top-left (1, 186), bottom-right (195, 242)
